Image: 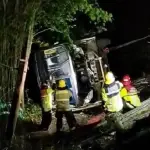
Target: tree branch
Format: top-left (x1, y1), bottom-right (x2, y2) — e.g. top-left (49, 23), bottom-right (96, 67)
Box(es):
top-left (34, 27), bottom-right (63, 37)
top-left (110, 35), bottom-right (150, 51)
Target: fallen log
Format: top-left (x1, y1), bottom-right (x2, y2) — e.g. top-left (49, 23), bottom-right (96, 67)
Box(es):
top-left (72, 101), bottom-right (102, 112)
top-left (52, 101), bottom-right (102, 112)
top-left (110, 98), bottom-right (150, 131)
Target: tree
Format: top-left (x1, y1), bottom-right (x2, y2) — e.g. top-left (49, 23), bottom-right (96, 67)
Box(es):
top-left (4, 0), bottom-right (112, 142)
top-left (35, 0), bottom-right (112, 42)
top-left (5, 0), bottom-right (41, 142)
top-left (0, 0), bottom-right (112, 102)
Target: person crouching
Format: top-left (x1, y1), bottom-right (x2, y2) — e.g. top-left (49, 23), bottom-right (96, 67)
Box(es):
top-left (120, 75), bottom-right (141, 109)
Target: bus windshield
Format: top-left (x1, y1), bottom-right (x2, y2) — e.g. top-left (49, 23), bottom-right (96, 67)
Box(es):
top-left (45, 46), bottom-right (69, 68)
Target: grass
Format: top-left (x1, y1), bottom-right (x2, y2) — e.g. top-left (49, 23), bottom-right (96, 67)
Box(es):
top-left (0, 100), bottom-right (42, 123)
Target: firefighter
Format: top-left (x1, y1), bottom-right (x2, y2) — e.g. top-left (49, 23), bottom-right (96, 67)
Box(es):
top-left (120, 75), bottom-right (141, 109)
top-left (55, 79), bottom-right (77, 132)
top-left (101, 72), bottom-right (123, 112)
top-left (40, 83), bottom-right (54, 130)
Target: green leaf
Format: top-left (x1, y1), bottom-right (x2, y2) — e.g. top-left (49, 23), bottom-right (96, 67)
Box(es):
top-left (35, 0), bottom-right (112, 41)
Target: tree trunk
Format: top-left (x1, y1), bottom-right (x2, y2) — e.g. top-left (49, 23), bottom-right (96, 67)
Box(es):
top-left (109, 98), bottom-right (150, 131)
top-left (6, 12), bottom-right (35, 141)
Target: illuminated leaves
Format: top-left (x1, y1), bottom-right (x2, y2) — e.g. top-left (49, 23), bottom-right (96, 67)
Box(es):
top-left (35, 0), bottom-right (112, 40)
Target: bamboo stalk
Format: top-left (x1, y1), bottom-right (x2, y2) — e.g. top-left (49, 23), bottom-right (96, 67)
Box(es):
top-left (6, 7), bottom-right (38, 141)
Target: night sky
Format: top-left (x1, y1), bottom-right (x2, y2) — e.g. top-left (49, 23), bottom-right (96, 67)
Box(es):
top-left (99, 0), bottom-right (150, 79)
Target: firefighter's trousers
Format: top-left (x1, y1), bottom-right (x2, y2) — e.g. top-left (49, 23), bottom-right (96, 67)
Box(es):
top-left (40, 110), bottom-right (52, 130)
top-left (56, 111), bottom-right (77, 131)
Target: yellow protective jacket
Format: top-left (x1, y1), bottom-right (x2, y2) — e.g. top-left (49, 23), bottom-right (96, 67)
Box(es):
top-left (55, 89), bottom-right (72, 111)
top-left (41, 88), bottom-right (54, 112)
top-left (120, 87), bottom-right (141, 109)
top-left (102, 81), bottom-right (123, 112)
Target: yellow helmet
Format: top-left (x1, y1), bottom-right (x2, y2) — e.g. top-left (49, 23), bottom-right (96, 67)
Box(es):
top-left (58, 79), bottom-right (66, 88)
top-left (105, 71), bottom-right (115, 84)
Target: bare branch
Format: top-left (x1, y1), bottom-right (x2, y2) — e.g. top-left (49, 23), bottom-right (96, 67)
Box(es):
top-left (110, 35), bottom-right (150, 51)
top-left (34, 27), bottom-right (63, 37)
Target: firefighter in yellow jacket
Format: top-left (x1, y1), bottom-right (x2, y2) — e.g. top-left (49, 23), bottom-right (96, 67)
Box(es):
top-left (120, 75), bottom-right (141, 109)
top-left (55, 79), bottom-right (77, 132)
top-left (101, 72), bottom-right (123, 112)
top-left (40, 83), bottom-right (54, 130)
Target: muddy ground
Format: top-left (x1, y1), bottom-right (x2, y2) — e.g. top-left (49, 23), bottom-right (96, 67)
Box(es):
top-left (0, 109), bottom-right (104, 150)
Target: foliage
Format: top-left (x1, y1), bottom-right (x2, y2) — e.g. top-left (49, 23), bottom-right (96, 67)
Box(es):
top-left (35, 0), bottom-right (112, 42)
top-left (0, 0), bottom-right (112, 104)
top-left (0, 100), bottom-right (10, 115)
top-left (18, 102), bottom-right (41, 123)
top-left (0, 0), bottom-right (41, 101)
top-left (0, 99), bottom-right (41, 123)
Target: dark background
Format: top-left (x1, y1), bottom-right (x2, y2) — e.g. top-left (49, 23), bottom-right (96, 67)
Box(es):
top-left (98, 0), bottom-right (150, 79)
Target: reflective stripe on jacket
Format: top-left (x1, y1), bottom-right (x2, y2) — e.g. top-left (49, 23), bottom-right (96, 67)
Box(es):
top-left (120, 87), bottom-right (141, 108)
top-left (41, 88), bottom-right (53, 112)
top-left (102, 81), bottom-right (123, 112)
top-left (55, 89), bottom-right (72, 111)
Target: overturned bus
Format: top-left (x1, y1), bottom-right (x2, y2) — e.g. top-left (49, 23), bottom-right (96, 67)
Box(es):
top-left (34, 44), bottom-right (79, 105)
top-left (32, 37), bottom-right (110, 107)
